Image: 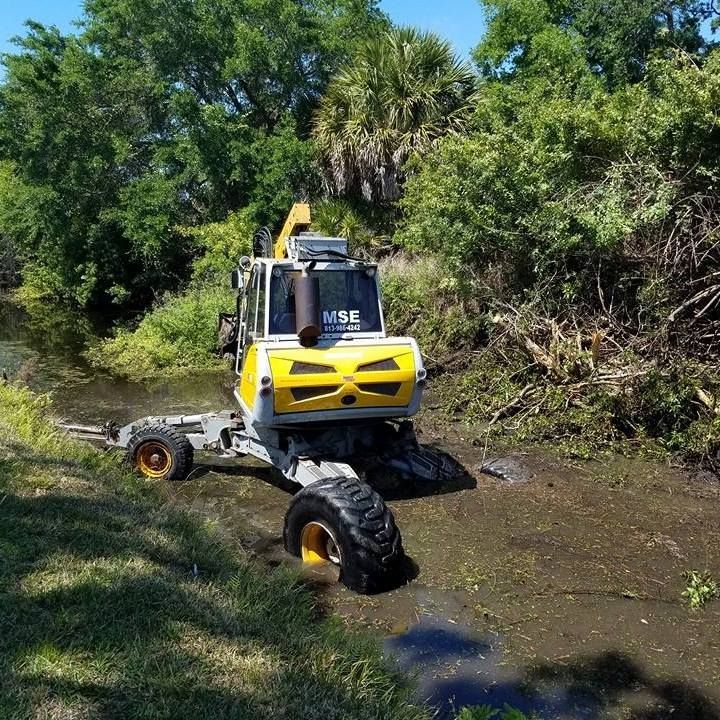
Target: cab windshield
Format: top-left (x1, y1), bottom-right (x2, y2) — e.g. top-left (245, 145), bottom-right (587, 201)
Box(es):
top-left (269, 268), bottom-right (382, 336)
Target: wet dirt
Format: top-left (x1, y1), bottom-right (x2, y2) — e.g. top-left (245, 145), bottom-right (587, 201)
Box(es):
top-left (167, 432), bottom-right (720, 719)
top-left (3, 299), bottom-right (720, 719)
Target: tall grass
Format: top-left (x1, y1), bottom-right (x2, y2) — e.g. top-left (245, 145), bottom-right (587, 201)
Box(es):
top-left (380, 254), bottom-right (485, 369)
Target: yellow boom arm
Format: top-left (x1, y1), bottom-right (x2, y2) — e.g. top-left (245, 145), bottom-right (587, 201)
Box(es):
top-left (274, 203), bottom-right (312, 259)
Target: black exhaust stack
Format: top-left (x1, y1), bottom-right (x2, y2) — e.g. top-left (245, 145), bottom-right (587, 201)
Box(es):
top-left (294, 265), bottom-right (321, 344)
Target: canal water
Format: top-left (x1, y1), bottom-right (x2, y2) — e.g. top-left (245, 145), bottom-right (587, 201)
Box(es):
top-left (0, 300), bottom-right (234, 425)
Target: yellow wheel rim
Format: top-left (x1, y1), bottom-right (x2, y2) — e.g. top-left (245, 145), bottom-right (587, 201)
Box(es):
top-left (136, 442), bottom-right (172, 478)
top-left (300, 522), bottom-right (341, 566)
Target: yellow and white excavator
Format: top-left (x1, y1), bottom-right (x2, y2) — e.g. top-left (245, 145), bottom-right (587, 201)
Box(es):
top-left (67, 204), bottom-right (455, 593)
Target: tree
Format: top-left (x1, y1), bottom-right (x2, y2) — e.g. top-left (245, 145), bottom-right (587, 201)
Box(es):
top-left (313, 27), bottom-right (477, 202)
top-left (0, 1), bottom-right (386, 307)
top-left (397, 46), bottom-right (720, 335)
top-left (82, 0), bottom-right (387, 136)
top-left (0, 23), bottom-right (173, 306)
top-left (475, 0), bottom-right (712, 87)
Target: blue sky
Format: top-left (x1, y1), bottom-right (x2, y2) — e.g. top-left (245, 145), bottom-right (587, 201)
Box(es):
top-left (0, 0), bottom-right (485, 60)
top-left (0, 1), bottom-right (82, 54)
top-left (381, 0), bottom-right (486, 57)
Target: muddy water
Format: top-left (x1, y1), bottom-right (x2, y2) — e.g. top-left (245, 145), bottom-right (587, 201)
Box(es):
top-left (3, 299), bottom-right (720, 719)
top-left (0, 301), bottom-right (234, 424)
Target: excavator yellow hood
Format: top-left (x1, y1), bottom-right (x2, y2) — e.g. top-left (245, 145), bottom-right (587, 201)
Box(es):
top-left (270, 343), bottom-right (417, 414)
top-left (237, 339), bottom-right (425, 426)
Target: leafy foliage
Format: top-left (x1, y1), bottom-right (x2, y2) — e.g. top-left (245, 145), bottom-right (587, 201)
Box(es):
top-left (398, 49), bottom-right (720, 335)
top-left (87, 283), bottom-right (234, 379)
top-left (682, 570), bottom-right (719, 609)
top-left (380, 254), bottom-right (486, 368)
top-left (311, 198), bottom-right (381, 253)
top-left (88, 204), bottom-right (255, 378)
top-left (179, 209), bottom-right (255, 280)
top-left (475, 0), bottom-right (712, 87)
top-left (456, 705), bottom-right (529, 720)
top-left (0, 1), bottom-right (386, 308)
top-left (314, 27), bottom-right (477, 202)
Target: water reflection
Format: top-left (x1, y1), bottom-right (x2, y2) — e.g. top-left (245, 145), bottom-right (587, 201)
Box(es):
top-left (0, 299), bottom-right (235, 424)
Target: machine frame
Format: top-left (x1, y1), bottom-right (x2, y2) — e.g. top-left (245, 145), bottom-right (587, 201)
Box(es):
top-left (62, 205), bottom-right (456, 593)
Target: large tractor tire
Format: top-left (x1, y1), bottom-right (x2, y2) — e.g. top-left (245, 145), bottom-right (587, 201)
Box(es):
top-left (126, 424), bottom-right (194, 481)
top-left (283, 476), bottom-right (404, 594)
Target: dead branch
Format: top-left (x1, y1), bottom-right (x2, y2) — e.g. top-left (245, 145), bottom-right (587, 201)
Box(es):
top-left (667, 284), bottom-right (720, 322)
top-left (695, 387), bottom-right (719, 417)
top-left (490, 384), bottom-right (536, 425)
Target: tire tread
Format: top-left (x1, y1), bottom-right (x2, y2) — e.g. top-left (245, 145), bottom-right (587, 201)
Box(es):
top-left (283, 475), bottom-right (404, 594)
top-left (126, 424), bottom-right (194, 481)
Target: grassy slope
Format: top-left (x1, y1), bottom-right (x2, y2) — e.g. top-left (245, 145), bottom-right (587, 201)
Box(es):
top-left (0, 384), bottom-right (427, 720)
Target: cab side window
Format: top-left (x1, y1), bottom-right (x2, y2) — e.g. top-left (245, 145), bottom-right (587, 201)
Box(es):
top-left (246, 265), bottom-right (267, 341)
top-left (245, 267), bottom-right (259, 341)
top-left (256, 266), bottom-right (267, 337)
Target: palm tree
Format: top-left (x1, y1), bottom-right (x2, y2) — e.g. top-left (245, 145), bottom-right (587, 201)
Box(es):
top-left (313, 27), bottom-right (477, 203)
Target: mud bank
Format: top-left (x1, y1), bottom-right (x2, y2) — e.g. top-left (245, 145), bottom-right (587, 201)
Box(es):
top-left (164, 431), bottom-right (720, 719)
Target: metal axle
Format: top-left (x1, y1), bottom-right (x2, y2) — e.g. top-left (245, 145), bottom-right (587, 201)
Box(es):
top-left (60, 411), bottom-right (456, 488)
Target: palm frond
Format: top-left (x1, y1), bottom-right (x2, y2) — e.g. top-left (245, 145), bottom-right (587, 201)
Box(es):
top-left (313, 26), bottom-right (478, 202)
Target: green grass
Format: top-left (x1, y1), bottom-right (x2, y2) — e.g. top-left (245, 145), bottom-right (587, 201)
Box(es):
top-left (456, 706), bottom-right (530, 720)
top-left (0, 383), bottom-right (428, 720)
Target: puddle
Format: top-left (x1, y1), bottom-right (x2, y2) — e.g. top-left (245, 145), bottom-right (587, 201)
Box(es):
top-left (383, 605), bottom-right (604, 719)
top-left (385, 615), bottom-right (515, 718)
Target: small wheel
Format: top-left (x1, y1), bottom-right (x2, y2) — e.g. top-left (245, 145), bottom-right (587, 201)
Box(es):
top-left (283, 476), bottom-right (404, 594)
top-left (126, 424), bottom-right (194, 481)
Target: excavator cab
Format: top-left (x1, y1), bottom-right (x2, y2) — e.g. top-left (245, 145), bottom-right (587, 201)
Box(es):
top-left (267, 264), bottom-right (383, 337)
top-left (226, 205), bottom-right (426, 428)
top-left (237, 258), bottom-right (383, 349)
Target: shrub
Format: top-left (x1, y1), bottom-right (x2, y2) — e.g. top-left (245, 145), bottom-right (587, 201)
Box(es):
top-left (88, 282), bottom-right (233, 380)
top-left (682, 570), bottom-right (719, 609)
top-left (396, 50), bottom-right (720, 359)
top-left (379, 254), bottom-right (487, 369)
top-left (179, 209), bottom-right (254, 281)
top-left (89, 208), bottom-right (254, 380)
top-left (456, 705), bottom-right (529, 720)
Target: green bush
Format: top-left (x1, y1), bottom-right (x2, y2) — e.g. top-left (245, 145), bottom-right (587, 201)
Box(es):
top-left (682, 570), bottom-right (719, 609)
top-left (456, 704), bottom-right (529, 720)
top-left (613, 370), bottom-right (699, 440)
top-left (88, 207), bottom-right (255, 380)
top-left (380, 254), bottom-right (486, 368)
top-left (396, 50), bottom-right (720, 327)
top-left (178, 209), bottom-right (254, 280)
top-left (88, 282), bottom-right (233, 380)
